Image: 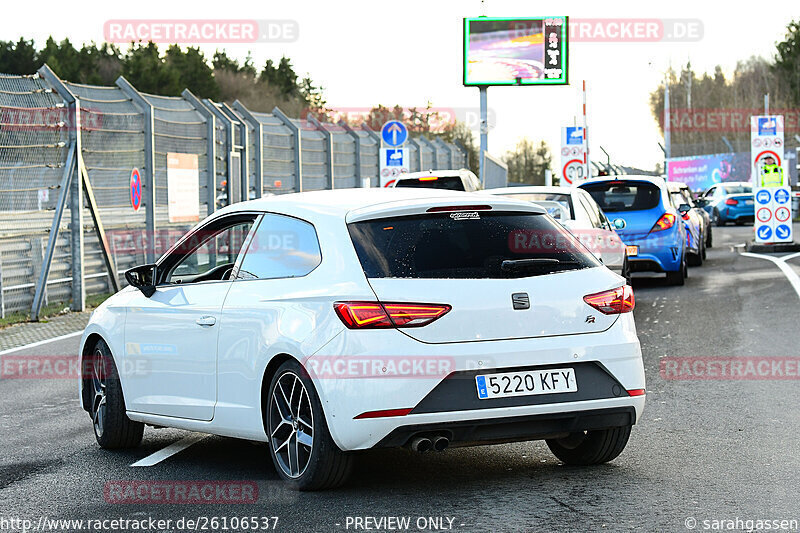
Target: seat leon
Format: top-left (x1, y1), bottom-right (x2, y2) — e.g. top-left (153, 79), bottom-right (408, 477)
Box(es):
top-left (79, 188), bottom-right (645, 490)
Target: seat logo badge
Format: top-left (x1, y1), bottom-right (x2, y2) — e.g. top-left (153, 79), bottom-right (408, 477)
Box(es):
top-left (585, 315), bottom-right (596, 323)
top-left (511, 293), bottom-right (530, 310)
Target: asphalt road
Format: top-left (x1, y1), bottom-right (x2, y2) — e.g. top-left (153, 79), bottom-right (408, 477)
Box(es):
top-left (1, 224), bottom-right (799, 533)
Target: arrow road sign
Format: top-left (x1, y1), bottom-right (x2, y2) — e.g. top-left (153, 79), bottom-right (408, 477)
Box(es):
top-left (776, 224), bottom-right (791, 240)
top-left (757, 225), bottom-right (773, 240)
top-left (381, 120), bottom-right (408, 147)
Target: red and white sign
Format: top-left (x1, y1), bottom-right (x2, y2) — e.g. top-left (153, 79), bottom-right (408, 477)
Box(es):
top-left (560, 127), bottom-right (586, 184)
top-left (775, 206), bottom-right (791, 222)
top-left (130, 168), bottom-right (142, 211)
top-left (756, 208), bottom-right (772, 223)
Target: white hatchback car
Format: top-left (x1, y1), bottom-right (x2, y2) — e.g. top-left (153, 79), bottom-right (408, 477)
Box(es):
top-left (79, 188), bottom-right (645, 490)
top-left (484, 186), bottom-right (628, 279)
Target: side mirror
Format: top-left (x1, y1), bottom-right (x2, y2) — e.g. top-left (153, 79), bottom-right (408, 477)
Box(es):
top-left (678, 203), bottom-right (691, 214)
top-left (694, 198), bottom-right (707, 207)
top-left (124, 264), bottom-right (157, 297)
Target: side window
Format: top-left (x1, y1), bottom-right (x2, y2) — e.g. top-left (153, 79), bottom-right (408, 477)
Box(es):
top-left (168, 220), bottom-right (254, 284)
top-left (703, 187), bottom-right (715, 199)
top-left (236, 214), bottom-right (322, 280)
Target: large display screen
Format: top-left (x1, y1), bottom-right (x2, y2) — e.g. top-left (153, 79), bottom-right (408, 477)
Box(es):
top-left (463, 17), bottom-right (569, 86)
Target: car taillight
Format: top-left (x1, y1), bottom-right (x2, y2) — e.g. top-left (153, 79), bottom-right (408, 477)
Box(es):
top-left (681, 212), bottom-right (690, 221)
top-left (583, 286), bottom-right (635, 314)
top-left (334, 302), bottom-right (451, 329)
top-left (725, 198), bottom-right (739, 206)
top-left (650, 213), bottom-right (676, 232)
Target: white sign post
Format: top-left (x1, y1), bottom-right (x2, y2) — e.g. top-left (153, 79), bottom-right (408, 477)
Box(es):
top-left (167, 153), bottom-right (200, 223)
top-left (751, 115), bottom-right (790, 243)
top-left (379, 121), bottom-right (409, 187)
top-left (560, 126), bottom-right (586, 185)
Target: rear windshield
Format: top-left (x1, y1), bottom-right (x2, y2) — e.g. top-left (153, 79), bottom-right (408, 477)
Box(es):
top-left (347, 211), bottom-right (600, 279)
top-left (722, 185), bottom-right (752, 194)
top-left (395, 176), bottom-right (464, 191)
top-left (496, 193), bottom-right (575, 219)
top-left (582, 182), bottom-right (661, 212)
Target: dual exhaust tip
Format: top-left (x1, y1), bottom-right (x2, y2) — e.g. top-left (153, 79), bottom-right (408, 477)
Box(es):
top-left (410, 435), bottom-right (449, 452)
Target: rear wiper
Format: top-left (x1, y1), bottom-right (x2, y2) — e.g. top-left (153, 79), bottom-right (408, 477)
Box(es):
top-left (501, 258), bottom-right (580, 271)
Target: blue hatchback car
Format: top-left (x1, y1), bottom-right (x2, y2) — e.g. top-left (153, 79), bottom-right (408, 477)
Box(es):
top-left (579, 176), bottom-right (691, 285)
top-left (696, 182), bottom-right (754, 226)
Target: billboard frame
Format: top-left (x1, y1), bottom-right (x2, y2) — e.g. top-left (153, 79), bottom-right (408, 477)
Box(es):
top-left (462, 16), bottom-right (569, 87)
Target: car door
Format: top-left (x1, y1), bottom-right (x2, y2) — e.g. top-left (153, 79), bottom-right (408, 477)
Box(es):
top-left (215, 213), bottom-right (325, 430)
top-left (123, 213), bottom-right (258, 421)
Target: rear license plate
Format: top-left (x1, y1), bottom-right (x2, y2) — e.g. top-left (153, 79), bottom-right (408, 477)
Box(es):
top-left (744, 199), bottom-right (754, 206)
top-left (475, 368), bottom-right (577, 400)
top-left (625, 245), bottom-right (639, 256)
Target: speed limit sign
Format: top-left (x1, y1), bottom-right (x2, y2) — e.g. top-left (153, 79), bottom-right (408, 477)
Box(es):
top-left (562, 159), bottom-right (585, 184)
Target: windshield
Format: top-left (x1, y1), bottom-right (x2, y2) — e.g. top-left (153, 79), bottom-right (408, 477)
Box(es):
top-left (722, 185), bottom-right (753, 194)
top-left (581, 181), bottom-right (662, 212)
top-left (495, 192), bottom-right (575, 218)
top-left (348, 211), bottom-right (600, 279)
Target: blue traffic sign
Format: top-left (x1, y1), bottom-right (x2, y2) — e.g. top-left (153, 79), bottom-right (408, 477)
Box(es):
top-left (386, 148), bottom-right (404, 166)
top-left (381, 120), bottom-right (408, 147)
top-left (757, 225), bottom-right (773, 240)
top-left (566, 126), bottom-right (584, 145)
top-left (756, 189), bottom-right (771, 205)
top-left (774, 189), bottom-right (790, 204)
top-left (775, 224), bottom-right (791, 240)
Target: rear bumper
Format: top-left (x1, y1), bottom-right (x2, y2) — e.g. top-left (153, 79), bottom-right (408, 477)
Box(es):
top-left (307, 315), bottom-right (645, 450)
top-left (720, 205), bottom-right (754, 222)
top-left (375, 406), bottom-right (636, 448)
top-left (618, 230), bottom-right (683, 272)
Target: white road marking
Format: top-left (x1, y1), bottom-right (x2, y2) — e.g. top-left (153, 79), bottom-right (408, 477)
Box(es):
top-left (780, 251), bottom-right (800, 262)
top-left (130, 433), bottom-right (208, 467)
top-left (0, 330), bottom-right (83, 355)
top-left (741, 252), bottom-right (800, 300)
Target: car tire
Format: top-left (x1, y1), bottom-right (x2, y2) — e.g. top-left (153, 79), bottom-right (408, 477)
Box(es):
top-left (701, 236), bottom-right (707, 260)
top-left (713, 209), bottom-right (725, 227)
top-left (706, 226), bottom-right (713, 248)
top-left (266, 359), bottom-right (353, 491)
top-left (688, 237), bottom-right (704, 267)
top-left (90, 339), bottom-right (144, 449)
top-left (546, 425), bottom-right (632, 465)
top-left (666, 252), bottom-right (687, 286)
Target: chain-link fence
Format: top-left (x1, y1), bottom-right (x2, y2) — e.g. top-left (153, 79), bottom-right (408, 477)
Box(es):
top-left (0, 65), bottom-right (470, 319)
top-left (0, 73), bottom-right (70, 317)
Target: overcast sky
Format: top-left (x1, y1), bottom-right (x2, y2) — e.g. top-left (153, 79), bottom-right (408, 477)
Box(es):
top-left (2, 0), bottom-right (796, 170)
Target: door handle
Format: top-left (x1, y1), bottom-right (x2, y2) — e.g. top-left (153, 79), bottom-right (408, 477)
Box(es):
top-left (196, 315), bottom-right (216, 327)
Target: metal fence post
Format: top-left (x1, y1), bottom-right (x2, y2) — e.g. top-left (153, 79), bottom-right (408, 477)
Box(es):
top-left (182, 89), bottom-right (217, 212)
top-left (338, 121), bottom-right (362, 184)
top-left (407, 137), bottom-right (421, 172)
top-left (232, 101), bottom-right (263, 198)
top-left (419, 136), bottom-right (438, 169)
top-left (116, 77), bottom-right (156, 263)
top-left (308, 115), bottom-right (334, 189)
top-left (221, 103), bottom-right (249, 202)
top-left (202, 100), bottom-right (237, 204)
top-left (37, 65), bottom-right (84, 313)
top-left (436, 139), bottom-right (454, 168)
top-left (273, 107), bottom-right (302, 192)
